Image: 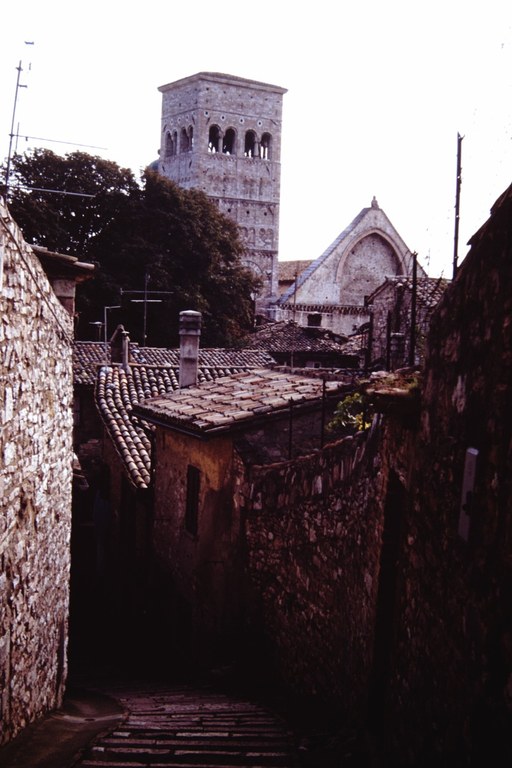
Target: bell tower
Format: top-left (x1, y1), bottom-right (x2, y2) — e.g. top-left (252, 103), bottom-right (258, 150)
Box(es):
top-left (158, 72), bottom-right (287, 310)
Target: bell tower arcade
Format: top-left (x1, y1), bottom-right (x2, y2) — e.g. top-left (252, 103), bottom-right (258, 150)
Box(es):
top-left (158, 72), bottom-right (287, 309)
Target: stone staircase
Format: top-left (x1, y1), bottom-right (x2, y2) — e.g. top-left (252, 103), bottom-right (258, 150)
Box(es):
top-left (75, 685), bottom-right (297, 767)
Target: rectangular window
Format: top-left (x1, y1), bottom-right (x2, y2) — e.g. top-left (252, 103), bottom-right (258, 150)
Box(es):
top-left (185, 465), bottom-right (200, 536)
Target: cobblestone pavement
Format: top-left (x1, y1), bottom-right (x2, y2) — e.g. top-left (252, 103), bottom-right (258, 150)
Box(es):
top-left (74, 683), bottom-right (298, 768)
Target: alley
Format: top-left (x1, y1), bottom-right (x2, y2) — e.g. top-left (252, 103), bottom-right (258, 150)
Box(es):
top-left (73, 683), bottom-right (298, 768)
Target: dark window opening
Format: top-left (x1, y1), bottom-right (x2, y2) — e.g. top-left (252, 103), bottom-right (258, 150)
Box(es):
top-left (307, 313), bottom-right (322, 328)
top-left (223, 127), bottom-right (236, 155)
top-left (208, 125), bottom-right (221, 153)
top-left (165, 131), bottom-right (176, 158)
top-left (180, 127), bottom-right (190, 153)
top-left (185, 465), bottom-right (200, 536)
top-left (244, 130), bottom-right (256, 158)
top-left (260, 132), bottom-right (271, 159)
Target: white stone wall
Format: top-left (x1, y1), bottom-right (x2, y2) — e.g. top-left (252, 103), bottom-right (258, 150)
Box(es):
top-left (0, 199), bottom-right (74, 745)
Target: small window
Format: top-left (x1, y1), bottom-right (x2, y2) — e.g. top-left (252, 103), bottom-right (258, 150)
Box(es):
top-left (307, 313), bottom-right (322, 328)
top-left (185, 465), bottom-right (200, 536)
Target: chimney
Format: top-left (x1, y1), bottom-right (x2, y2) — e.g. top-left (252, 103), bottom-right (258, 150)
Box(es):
top-left (179, 310), bottom-right (202, 388)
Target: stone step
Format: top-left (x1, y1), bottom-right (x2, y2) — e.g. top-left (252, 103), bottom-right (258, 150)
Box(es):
top-left (74, 686), bottom-right (296, 768)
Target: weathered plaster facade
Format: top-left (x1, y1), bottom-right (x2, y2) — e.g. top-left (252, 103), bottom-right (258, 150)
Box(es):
top-left (158, 72), bottom-right (287, 305)
top-left (0, 199), bottom-right (74, 745)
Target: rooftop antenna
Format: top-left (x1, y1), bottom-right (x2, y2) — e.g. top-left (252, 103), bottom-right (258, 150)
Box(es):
top-left (4, 54), bottom-right (30, 198)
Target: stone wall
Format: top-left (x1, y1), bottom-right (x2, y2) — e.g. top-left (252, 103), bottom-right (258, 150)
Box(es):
top-left (382, 190), bottom-right (512, 764)
top-left (0, 200), bottom-right (74, 745)
top-left (237, 427), bottom-right (386, 716)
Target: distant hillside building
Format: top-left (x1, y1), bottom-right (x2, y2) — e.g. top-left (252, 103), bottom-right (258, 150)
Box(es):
top-left (158, 72), bottom-right (287, 307)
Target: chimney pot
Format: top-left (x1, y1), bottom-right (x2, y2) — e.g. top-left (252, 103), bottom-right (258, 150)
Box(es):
top-left (179, 310), bottom-right (202, 388)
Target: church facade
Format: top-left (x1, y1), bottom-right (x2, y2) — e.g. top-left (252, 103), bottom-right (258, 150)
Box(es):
top-left (275, 198), bottom-right (421, 336)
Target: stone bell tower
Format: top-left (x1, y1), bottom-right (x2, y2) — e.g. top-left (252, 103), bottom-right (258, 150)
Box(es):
top-left (158, 72), bottom-right (287, 311)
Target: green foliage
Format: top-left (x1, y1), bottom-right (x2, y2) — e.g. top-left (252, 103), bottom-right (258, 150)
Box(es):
top-left (328, 391), bottom-right (373, 433)
top-left (4, 150), bottom-right (260, 347)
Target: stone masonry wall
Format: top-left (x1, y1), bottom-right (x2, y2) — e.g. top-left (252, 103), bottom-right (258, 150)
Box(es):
top-left (0, 200), bottom-right (74, 745)
top-left (237, 427), bottom-right (388, 717)
top-left (382, 192), bottom-right (512, 764)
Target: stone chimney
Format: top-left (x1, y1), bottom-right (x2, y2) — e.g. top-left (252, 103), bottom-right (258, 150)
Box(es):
top-left (179, 310), bottom-right (202, 388)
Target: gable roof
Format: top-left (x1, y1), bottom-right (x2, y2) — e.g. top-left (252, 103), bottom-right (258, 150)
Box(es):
top-left (278, 199), bottom-right (416, 305)
top-left (134, 368), bottom-right (346, 437)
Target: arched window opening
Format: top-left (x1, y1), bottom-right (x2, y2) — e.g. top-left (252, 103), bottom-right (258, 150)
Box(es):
top-left (244, 130), bottom-right (257, 158)
top-left (165, 131), bottom-right (175, 158)
top-left (223, 128), bottom-right (236, 155)
top-left (180, 127), bottom-right (190, 153)
top-left (260, 132), bottom-right (272, 159)
top-left (208, 125), bottom-right (221, 153)
top-left (189, 125), bottom-right (194, 149)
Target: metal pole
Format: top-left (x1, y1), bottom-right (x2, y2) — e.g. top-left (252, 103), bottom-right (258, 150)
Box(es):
top-left (409, 252), bottom-right (418, 367)
top-left (453, 133), bottom-right (463, 280)
top-left (5, 61), bottom-right (24, 198)
top-left (288, 399), bottom-right (294, 459)
top-left (320, 378), bottom-right (326, 448)
top-left (143, 272), bottom-right (149, 347)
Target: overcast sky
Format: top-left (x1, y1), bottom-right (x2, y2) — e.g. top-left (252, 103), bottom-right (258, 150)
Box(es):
top-left (2, 1), bottom-right (511, 277)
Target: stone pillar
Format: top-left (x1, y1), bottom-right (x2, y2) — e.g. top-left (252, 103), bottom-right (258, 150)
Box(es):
top-left (179, 310), bottom-right (202, 388)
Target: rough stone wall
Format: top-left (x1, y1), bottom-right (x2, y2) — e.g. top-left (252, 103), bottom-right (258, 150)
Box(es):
top-left (0, 200), bottom-right (74, 745)
top-left (382, 194), bottom-right (512, 763)
top-left (237, 428), bottom-right (386, 715)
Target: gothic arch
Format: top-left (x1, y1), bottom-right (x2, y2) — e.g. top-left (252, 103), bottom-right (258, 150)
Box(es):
top-left (336, 231), bottom-right (403, 305)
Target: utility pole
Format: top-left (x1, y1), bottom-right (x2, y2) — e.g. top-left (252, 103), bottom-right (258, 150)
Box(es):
top-left (409, 252), bottom-right (418, 367)
top-left (121, 273), bottom-right (172, 346)
top-left (453, 133), bottom-right (463, 280)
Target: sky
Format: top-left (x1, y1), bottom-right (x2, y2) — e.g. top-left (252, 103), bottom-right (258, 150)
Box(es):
top-left (1, 1), bottom-right (512, 278)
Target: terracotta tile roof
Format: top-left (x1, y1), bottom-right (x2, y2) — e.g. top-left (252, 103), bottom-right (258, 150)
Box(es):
top-left (93, 355), bottom-right (276, 490)
top-left (74, 342), bottom-right (109, 385)
top-left (74, 342), bottom-right (274, 385)
top-left (247, 321), bottom-right (348, 354)
top-left (367, 276), bottom-right (450, 308)
top-left (278, 259), bottom-right (313, 283)
top-left (134, 368), bottom-right (346, 436)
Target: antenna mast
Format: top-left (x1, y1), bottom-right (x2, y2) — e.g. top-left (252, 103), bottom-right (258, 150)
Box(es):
top-left (453, 133), bottom-right (463, 280)
top-left (4, 60), bottom-right (27, 198)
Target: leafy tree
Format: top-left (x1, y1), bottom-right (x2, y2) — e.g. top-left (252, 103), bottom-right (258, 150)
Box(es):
top-left (4, 150), bottom-right (259, 346)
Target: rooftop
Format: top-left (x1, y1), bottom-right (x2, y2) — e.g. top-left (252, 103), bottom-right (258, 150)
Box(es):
top-left (134, 368), bottom-right (346, 437)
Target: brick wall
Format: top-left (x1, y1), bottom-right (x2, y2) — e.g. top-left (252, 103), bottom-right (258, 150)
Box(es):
top-left (0, 200), bottom-right (74, 745)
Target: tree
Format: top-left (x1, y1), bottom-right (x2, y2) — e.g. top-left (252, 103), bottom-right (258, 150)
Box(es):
top-left (4, 150), bottom-right (259, 346)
